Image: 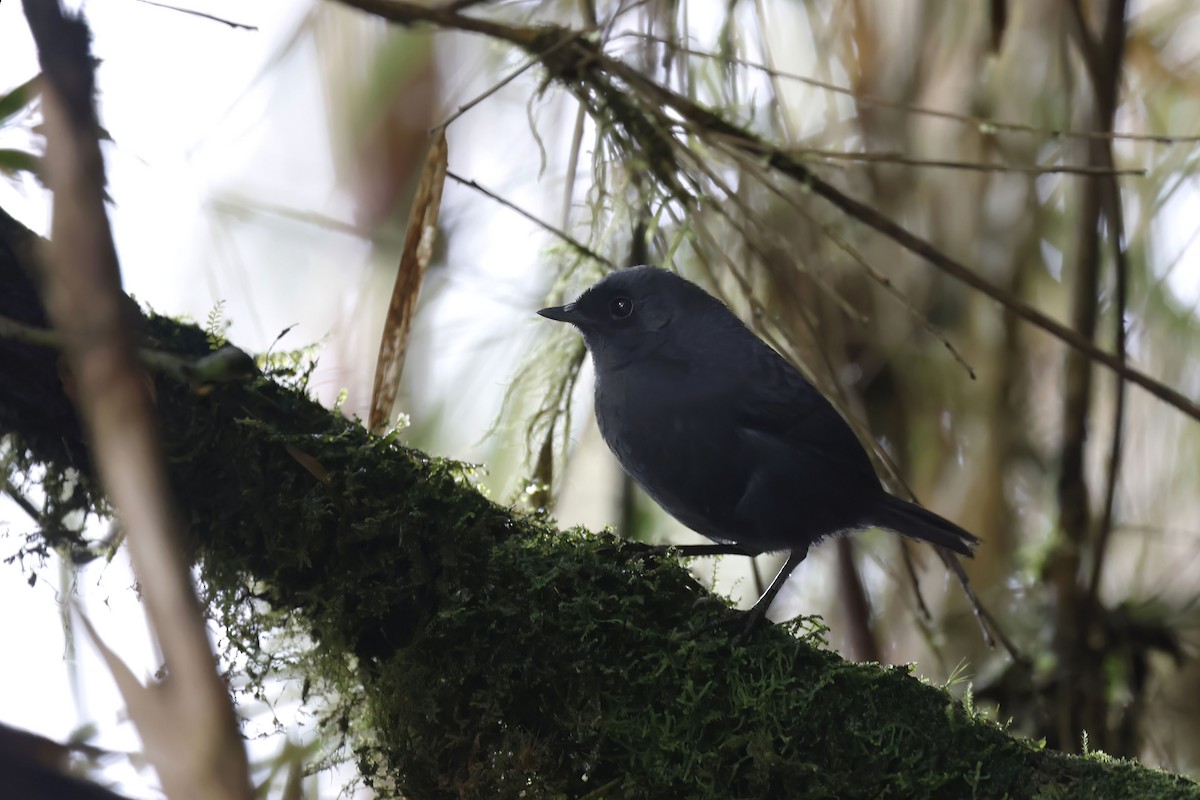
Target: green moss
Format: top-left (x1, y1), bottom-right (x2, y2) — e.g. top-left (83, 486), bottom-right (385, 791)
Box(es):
top-left (351, 523), bottom-right (1192, 799)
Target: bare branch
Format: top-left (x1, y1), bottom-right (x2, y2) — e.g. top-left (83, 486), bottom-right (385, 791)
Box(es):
top-left (446, 170), bottom-right (614, 268)
top-left (792, 147), bottom-right (1144, 177)
top-left (621, 34), bottom-right (1200, 146)
top-left (133, 0), bottom-right (257, 31)
top-left (19, 1), bottom-right (251, 797)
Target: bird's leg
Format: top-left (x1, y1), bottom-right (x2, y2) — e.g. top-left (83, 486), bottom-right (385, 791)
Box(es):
top-left (619, 541), bottom-right (751, 565)
top-left (736, 547), bottom-right (809, 641)
top-left (647, 544), bottom-right (755, 611)
top-left (623, 541), bottom-right (752, 559)
top-left (676, 547), bottom-right (810, 643)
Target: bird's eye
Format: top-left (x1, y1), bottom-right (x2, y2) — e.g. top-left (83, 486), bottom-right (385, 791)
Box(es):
top-left (609, 296), bottom-right (633, 319)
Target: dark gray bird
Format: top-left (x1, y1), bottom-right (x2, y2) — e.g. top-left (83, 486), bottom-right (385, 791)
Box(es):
top-left (538, 265), bottom-right (978, 632)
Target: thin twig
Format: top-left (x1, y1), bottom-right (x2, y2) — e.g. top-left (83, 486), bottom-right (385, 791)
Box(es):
top-left (792, 147), bottom-right (1144, 177)
top-left (0, 312), bottom-right (59, 348)
top-left (710, 139), bottom-right (978, 380)
top-left (1, 475), bottom-right (44, 523)
top-left (0, 311), bottom-right (253, 386)
top-left (369, 132), bottom-right (448, 434)
top-left (134, 0), bottom-right (258, 30)
top-left (339, 0), bottom-right (546, 47)
top-left (18, 5), bottom-right (252, 795)
top-left (835, 538), bottom-right (880, 663)
top-left (445, 170), bottom-right (614, 268)
top-left (431, 27), bottom-right (583, 132)
top-left (900, 543), bottom-right (932, 621)
top-left (210, 196), bottom-right (404, 246)
top-left (674, 142), bottom-right (868, 325)
top-left (1079, 0), bottom-right (1131, 624)
top-left (617, 34), bottom-right (1200, 146)
top-left (937, 550), bottom-right (1030, 660)
top-left (1086, 196), bottom-right (1128, 611)
top-left (1050, 0), bottom-right (1129, 753)
top-left (561, 101), bottom-right (587, 230)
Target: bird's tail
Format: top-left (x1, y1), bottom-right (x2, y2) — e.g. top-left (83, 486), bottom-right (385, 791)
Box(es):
top-left (867, 494), bottom-right (979, 557)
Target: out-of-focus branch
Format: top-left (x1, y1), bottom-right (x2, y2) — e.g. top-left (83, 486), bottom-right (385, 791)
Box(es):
top-left (0, 722), bottom-right (129, 800)
top-left (1046, 0), bottom-right (1129, 754)
top-left (133, 0), bottom-right (258, 31)
top-left (1075, 0), bottom-right (1130, 622)
top-left (338, 0), bottom-right (544, 47)
top-left (19, 2), bottom-right (251, 798)
top-left (445, 171), bottom-right (614, 267)
top-left (333, 0), bottom-right (1200, 425)
top-left (1087, 198), bottom-right (1128, 607)
top-left (834, 538), bottom-right (879, 663)
top-left (791, 147), bottom-right (1143, 176)
top-left (619, 35), bottom-right (1200, 145)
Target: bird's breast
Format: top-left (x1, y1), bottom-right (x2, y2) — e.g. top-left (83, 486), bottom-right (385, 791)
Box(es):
top-left (593, 366), bottom-right (754, 542)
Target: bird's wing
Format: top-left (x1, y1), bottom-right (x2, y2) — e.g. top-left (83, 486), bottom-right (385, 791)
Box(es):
top-left (733, 347), bottom-right (880, 486)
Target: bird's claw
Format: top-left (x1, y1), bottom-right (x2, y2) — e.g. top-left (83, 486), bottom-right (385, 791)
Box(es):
top-left (672, 602), bottom-right (771, 645)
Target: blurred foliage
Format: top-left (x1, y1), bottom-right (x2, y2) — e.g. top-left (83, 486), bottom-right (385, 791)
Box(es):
top-left (0, 72), bottom-right (42, 183)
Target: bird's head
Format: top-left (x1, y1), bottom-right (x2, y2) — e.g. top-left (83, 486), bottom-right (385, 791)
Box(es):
top-left (538, 265), bottom-right (729, 369)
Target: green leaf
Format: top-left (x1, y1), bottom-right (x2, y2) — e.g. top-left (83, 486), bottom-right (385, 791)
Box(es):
top-left (0, 73), bottom-right (42, 125)
top-left (0, 148), bottom-right (42, 178)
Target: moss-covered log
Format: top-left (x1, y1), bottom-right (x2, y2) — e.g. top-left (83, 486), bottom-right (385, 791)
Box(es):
top-left (0, 204), bottom-right (1196, 798)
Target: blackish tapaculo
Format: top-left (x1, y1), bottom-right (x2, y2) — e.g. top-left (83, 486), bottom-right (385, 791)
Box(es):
top-left (538, 265), bottom-right (978, 631)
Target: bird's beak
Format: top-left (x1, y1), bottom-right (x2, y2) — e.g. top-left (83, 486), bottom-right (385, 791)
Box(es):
top-left (537, 302), bottom-right (584, 324)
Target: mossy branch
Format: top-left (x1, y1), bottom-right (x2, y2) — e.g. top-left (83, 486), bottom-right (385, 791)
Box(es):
top-left (0, 205), bottom-right (1196, 797)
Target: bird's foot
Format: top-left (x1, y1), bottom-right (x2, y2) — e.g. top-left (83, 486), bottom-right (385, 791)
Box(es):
top-left (674, 600), bottom-right (771, 645)
top-left (734, 603), bottom-right (771, 643)
top-left (728, 603), bottom-right (773, 644)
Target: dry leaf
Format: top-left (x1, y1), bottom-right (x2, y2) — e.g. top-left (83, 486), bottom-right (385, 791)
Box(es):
top-left (369, 131), bottom-right (449, 434)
